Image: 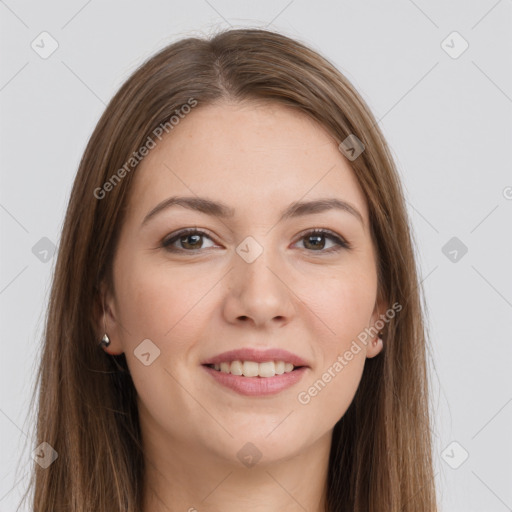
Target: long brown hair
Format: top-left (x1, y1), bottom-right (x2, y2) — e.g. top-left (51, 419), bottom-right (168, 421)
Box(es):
top-left (20, 27), bottom-right (437, 511)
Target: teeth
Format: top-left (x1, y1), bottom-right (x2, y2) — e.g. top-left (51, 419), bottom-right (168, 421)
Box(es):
top-left (230, 360), bottom-right (243, 375)
top-left (258, 361), bottom-right (275, 378)
top-left (210, 360), bottom-right (297, 377)
top-left (242, 361), bottom-right (259, 377)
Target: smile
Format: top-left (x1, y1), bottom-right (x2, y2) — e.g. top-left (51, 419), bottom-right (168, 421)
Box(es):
top-left (201, 347), bottom-right (310, 395)
top-left (206, 360), bottom-right (299, 378)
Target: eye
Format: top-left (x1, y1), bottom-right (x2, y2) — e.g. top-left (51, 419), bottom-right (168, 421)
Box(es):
top-left (293, 229), bottom-right (350, 253)
top-left (161, 228), bottom-right (350, 254)
top-left (162, 229), bottom-right (218, 252)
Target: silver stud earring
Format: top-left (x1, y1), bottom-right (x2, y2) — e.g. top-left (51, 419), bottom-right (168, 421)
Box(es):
top-left (98, 302), bottom-right (111, 348)
top-left (99, 333), bottom-right (110, 348)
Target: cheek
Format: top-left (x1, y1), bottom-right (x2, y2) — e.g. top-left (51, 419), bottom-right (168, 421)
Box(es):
top-left (113, 259), bottom-right (213, 425)
top-left (296, 350), bottom-right (366, 429)
top-left (293, 266), bottom-right (375, 419)
top-left (114, 254), bottom-right (211, 342)
top-left (304, 265), bottom-right (377, 348)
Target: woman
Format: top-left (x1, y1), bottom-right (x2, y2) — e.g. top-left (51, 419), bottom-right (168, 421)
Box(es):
top-left (25, 28), bottom-right (437, 511)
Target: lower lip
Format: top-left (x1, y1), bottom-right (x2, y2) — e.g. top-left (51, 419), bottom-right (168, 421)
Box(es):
top-left (202, 365), bottom-right (308, 396)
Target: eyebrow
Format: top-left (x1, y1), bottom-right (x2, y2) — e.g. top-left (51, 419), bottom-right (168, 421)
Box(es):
top-left (141, 195), bottom-right (364, 227)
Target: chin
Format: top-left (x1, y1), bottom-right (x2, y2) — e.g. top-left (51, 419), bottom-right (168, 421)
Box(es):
top-left (216, 426), bottom-right (313, 467)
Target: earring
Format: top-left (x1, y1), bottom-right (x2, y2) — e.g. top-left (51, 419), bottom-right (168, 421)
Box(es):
top-left (99, 333), bottom-right (111, 348)
top-left (374, 331), bottom-right (384, 345)
top-left (98, 301), bottom-right (111, 348)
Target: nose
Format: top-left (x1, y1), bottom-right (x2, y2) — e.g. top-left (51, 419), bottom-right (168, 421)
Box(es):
top-left (222, 243), bottom-right (296, 329)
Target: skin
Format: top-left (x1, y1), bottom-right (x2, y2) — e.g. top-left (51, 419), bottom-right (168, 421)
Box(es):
top-left (99, 100), bottom-right (386, 511)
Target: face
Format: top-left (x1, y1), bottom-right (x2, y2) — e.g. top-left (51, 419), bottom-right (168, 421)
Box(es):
top-left (101, 101), bottom-right (385, 467)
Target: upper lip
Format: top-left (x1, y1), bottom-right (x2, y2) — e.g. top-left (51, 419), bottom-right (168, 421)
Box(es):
top-left (201, 348), bottom-right (310, 367)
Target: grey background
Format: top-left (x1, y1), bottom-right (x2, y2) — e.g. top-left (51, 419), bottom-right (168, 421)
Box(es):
top-left (1, 1), bottom-right (511, 510)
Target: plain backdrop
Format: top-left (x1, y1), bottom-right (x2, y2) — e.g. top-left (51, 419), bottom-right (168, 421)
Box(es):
top-left (1, 1), bottom-right (511, 510)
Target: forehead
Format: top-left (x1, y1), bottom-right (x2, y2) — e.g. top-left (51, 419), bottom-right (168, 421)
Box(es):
top-left (125, 101), bottom-right (369, 225)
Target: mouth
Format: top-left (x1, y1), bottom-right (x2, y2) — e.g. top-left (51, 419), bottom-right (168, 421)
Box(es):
top-left (201, 348), bottom-right (310, 396)
top-left (203, 360), bottom-right (305, 378)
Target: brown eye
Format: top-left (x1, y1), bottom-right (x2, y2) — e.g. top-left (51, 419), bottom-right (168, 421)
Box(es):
top-left (162, 229), bottom-right (216, 252)
top-left (294, 229), bottom-right (350, 252)
top-left (161, 228), bottom-right (350, 254)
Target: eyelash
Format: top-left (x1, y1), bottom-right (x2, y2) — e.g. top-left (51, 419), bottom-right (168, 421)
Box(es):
top-left (161, 228), bottom-right (351, 254)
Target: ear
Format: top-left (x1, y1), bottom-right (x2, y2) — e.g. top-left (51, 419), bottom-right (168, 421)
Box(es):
top-left (366, 296), bottom-right (388, 359)
top-left (96, 280), bottom-right (124, 355)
